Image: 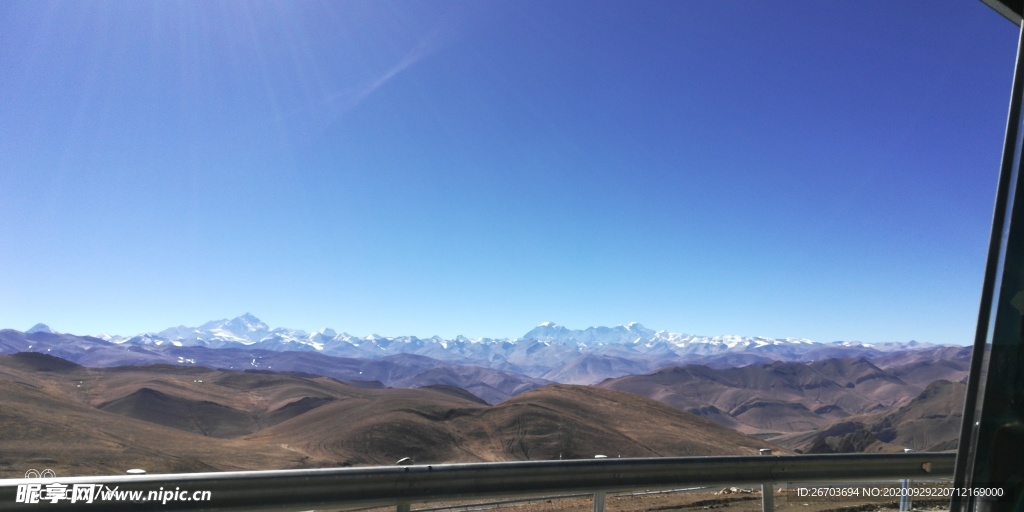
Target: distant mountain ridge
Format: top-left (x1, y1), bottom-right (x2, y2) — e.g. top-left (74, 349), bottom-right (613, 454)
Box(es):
top-left (12, 313), bottom-right (956, 384)
top-left (75, 313), bottom-right (934, 352)
top-left (26, 323), bottom-right (55, 334)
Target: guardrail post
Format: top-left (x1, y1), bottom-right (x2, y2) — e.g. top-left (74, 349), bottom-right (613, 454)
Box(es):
top-left (760, 449), bottom-right (774, 512)
top-left (593, 490), bottom-right (606, 512)
top-left (899, 449), bottom-right (912, 512)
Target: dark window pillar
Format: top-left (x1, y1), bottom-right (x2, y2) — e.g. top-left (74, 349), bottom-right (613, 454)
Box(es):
top-left (954, 19), bottom-right (1024, 512)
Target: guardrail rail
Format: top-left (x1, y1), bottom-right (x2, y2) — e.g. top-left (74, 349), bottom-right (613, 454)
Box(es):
top-left (0, 452), bottom-right (956, 512)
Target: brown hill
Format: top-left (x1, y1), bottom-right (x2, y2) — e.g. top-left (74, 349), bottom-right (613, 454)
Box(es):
top-left (598, 356), bottom-right (962, 440)
top-left (2, 351), bottom-right (83, 372)
top-left (0, 353), bottom-right (776, 477)
top-left (489, 385), bottom-right (776, 457)
top-left (250, 384), bottom-right (778, 465)
top-left (790, 380), bottom-right (966, 453)
top-left (598, 359), bottom-right (915, 435)
top-left (807, 358), bottom-right (909, 400)
top-left (886, 359), bottom-right (970, 388)
top-left (247, 387), bottom-right (491, 466)
top-left (418, 384), bottom-right (490, 405)
top-left (97, 387), bottom-right (255, 438)
top-left (0, 355), bottom-right (308, 477)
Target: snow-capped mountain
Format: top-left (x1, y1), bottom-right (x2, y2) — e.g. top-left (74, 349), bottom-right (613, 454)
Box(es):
top-left (1, 314), bottom-right (960, 386)
top-left (81, 314), bottom-right (945, 375)
top-left (522, 321), bottom-right (657, 345)
top-left (26, 323), bottom-right (55, 334)
top-left (94, 314), bottom-right (943, 358)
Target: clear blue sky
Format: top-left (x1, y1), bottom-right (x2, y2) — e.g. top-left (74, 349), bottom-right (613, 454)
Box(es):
top-left (0, 1), bottom-right (1017, 343)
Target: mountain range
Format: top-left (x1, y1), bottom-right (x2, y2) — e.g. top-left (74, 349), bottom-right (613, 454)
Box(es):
top-left (0, 315), bottom-right (970, 456)
top-left (12, 313), bottom-right (953, 385)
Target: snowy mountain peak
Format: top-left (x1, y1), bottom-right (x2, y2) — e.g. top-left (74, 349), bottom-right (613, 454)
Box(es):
top-left (199, 313), bottom-right (269, 338)
top-left (521, 322), bottom-right (572, 341)
top-left (229, 313), bottom-right (267, 331)
top-left (26, 323), bottom-right (55, 334)
top-left (621, 322), bottom-right (655, 337)
top-left (521, 322), bottom-right (660, 345)
top-left (314, 327), bottom-right (337, 338)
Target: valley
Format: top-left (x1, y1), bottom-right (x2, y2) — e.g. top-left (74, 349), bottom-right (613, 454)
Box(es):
top-left (0, 316), bottom-right (971, 478)
top-left (0, 352), bottom-right (775, 477)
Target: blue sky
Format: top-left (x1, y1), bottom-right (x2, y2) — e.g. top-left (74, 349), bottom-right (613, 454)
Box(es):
top-left (0, 1), bottom-right (1018, 343)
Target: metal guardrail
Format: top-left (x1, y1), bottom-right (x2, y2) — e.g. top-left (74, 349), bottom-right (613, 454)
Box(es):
top-left (0, 452), bottom-right (955, 512)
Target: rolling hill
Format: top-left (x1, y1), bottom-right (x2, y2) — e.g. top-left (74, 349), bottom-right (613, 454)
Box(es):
top-left (0, 353), bottom-right (309, 477)
top-left (786, 380), bottom-right (967, 453)
top-left (597, 358), bottom-right (934, 436)
top-left (250, 384), bottom-right (778, 465)
top-left (0, 353), bottom-right (778, 477)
